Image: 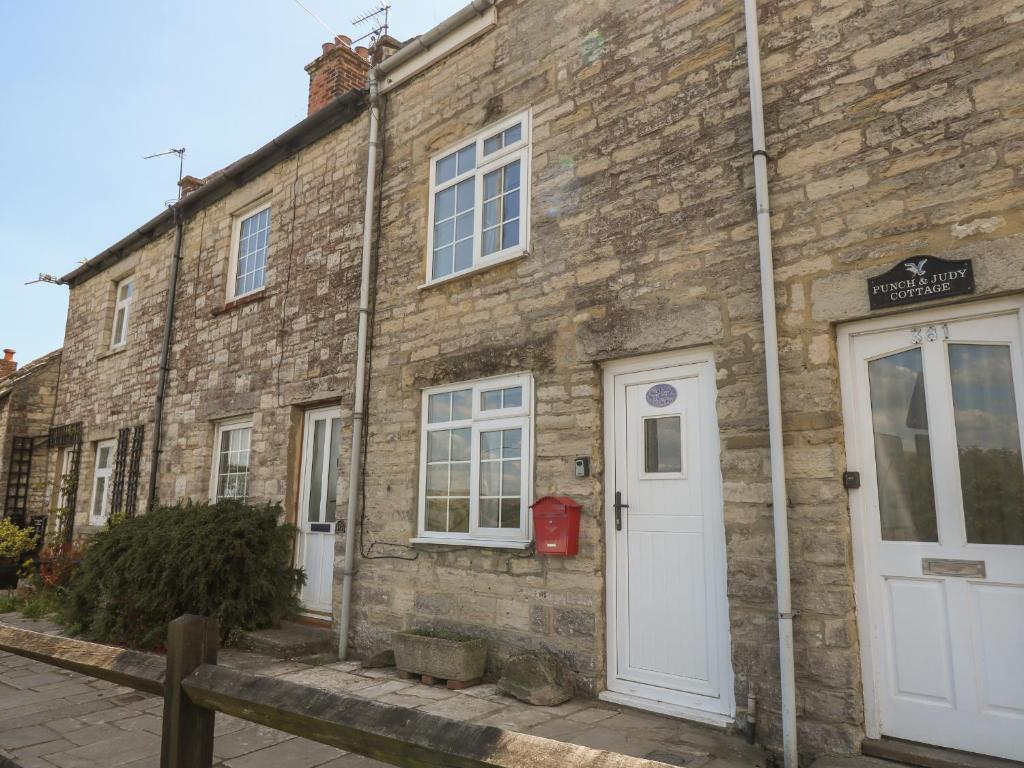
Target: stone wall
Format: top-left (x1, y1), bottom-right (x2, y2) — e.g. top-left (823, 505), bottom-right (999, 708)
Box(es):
top-left (46, 0), bottom-right (1024, 760)
top-left (0, 351), bottom-right (62, 519)
top-left (53, 230), bottom-right (176, 533)
top-left (758, 0), bottom-right (1024, 753)
top-left (349, 0), bottom-right (1024, 758)
top-left (355, 0), bottom-right (772, 717)
top-left (154, 116), bottom-right (367, 519)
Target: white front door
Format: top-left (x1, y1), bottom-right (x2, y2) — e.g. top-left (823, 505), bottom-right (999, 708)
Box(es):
top-left (297, 407), bottom-right (342, 616)
top-left (840, 299), bottom-right (1024, 761)
top-left (602, 352), bottom-right (733, 723)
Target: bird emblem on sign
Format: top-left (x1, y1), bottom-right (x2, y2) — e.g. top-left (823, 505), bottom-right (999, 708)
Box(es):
top-left (904, 259), bottom-right (928, 277)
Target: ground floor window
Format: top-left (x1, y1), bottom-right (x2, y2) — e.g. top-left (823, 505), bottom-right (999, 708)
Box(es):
top-left (415, 374), bottom-right (532, 547)
top-left (211, 419), bottom-right (253, 501)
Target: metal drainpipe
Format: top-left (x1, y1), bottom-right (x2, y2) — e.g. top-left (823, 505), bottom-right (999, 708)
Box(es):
top-left (337, 70), bottom-right (380, 661)
top-left (336, 0), bottom-right (500, 663)
top-left (743, 1), bottom-right (798, 765)
top-left (146, 204), bottom-right (185, 512)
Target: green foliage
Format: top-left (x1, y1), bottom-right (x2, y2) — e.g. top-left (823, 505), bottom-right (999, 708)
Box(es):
top-left (0, 519), bottom-right (37, 560)
top-left (0, 591), bottom-right (18, 613)
top-left (64, 500), bottom-right (304, 650)
top-left (19, 589), bottom-right (62, 619)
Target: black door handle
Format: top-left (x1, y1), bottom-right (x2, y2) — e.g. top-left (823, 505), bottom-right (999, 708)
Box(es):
top-left (614, 491), bottom-right (628, 531)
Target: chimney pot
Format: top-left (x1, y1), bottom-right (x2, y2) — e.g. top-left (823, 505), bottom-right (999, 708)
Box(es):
top-left (355, 46), bottom-right (370, 60)
top-left (0, 349), bottom-right (15, 380)
top-left (305, 34), bottom-right (371, 116)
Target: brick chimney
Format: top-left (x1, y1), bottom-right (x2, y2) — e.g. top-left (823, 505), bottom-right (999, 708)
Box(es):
top-left (305, 35), bottom-right (371, 116)
top-left (178, 174), bottom-right (205, 199)
top-left (0, 349), bottom-right (16, 381)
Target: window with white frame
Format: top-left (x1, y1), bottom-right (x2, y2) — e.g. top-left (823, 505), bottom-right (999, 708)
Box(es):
top-left (89, 440), bottom-right (116, 524)
top-left (228, 203), bottom-right (271, 300)
top-left (211, 419), bottom-right (253, 501)
top-left (426, 111), bottom-right (531, 283)
top-left (416, 374), bottom-right (532, 546)
top-left (110, 277), bottom-right (134, 348)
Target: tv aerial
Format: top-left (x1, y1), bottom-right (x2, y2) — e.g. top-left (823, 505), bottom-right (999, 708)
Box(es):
top-left (351, 2), bottom-right (390, 45)
top-left (144, 147), bottom-right (186, 206)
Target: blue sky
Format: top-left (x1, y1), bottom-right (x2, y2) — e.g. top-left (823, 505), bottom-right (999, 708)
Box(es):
top-left (0, 0), bottom-right (465, 364)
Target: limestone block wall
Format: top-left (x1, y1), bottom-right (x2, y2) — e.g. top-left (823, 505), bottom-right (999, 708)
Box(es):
top-left (0, 351), bottom-right (62, 517)
top-left (156, 117), bottom-right (367, 526)
top-left (54, 232), bottom-right (175, 533)
top-left (347, 0), bottom-right (1024, 758)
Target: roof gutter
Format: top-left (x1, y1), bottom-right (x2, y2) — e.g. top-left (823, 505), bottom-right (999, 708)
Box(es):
top-left (60, 90), bottom-right (367, 287)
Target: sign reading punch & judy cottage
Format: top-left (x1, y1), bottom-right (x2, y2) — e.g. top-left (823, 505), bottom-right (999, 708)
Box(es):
top-left (867, 255), bottom-right (975, 310)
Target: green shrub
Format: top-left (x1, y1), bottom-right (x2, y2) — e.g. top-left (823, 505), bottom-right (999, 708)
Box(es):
top-left (64, 500), bottom-right (304, 650)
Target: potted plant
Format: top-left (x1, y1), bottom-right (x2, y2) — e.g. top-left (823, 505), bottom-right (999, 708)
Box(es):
top-left (392, 628), bottom-right (487, 684)
top-left (0, 518), bottom-right (37, 589)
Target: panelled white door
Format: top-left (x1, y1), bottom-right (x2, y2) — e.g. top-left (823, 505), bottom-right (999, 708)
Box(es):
top-left (841, 300), bottom-right (1024, 761)
top-left (297, 407), bottom-right (342, 616)
top-left (603, 353), bottom-right (733, 722)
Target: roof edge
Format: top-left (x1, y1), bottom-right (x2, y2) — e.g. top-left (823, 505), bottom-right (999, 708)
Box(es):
top-left (60, 89), bottom-right (368, 287)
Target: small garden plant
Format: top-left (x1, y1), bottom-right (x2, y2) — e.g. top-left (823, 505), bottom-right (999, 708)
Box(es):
top-left (64, 499), bottom-right (304, 650)
top-left (0, 518), bottom-right (37, 561)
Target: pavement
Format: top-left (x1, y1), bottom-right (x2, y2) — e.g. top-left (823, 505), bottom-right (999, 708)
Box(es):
top-left (0, 612), bottom-right (767, 768)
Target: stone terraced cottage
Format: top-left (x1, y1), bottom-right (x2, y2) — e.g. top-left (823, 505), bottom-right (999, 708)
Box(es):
top-left (37, 0), bottom-right (1024, 764)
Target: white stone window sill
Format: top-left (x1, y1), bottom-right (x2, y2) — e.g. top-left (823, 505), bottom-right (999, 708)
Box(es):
top-left (417, 249), bottom-right (529, 290)
top-left (409, 537), bottom-right (532, 550)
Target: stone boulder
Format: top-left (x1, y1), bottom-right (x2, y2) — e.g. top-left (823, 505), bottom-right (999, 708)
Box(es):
top-left (497, 651), bottom-right (574, 706)
top-left (360, 647), bottom-right (395, 669)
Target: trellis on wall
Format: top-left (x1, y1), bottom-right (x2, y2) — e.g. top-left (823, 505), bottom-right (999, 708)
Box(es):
top-left (48, 422), bottom-right (83, 543)
top-left (3, 436), bottom-right (34, 519)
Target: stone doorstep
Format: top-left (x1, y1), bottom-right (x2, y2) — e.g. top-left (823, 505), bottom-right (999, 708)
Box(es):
top-left (860, 739), bottom-right (1024, 768)
top-left (238, 621), bottom-right (334, 660)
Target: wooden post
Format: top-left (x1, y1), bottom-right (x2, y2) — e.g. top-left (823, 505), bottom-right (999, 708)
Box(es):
top-left (161, 614), bottom-right (218, 768)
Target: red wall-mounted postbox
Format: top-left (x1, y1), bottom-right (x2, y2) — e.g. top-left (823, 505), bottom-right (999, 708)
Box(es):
top-left (531, 495), bottom-right (582, 556)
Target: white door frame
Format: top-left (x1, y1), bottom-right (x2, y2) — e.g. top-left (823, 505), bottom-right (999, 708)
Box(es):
top-left (296, 405), bottom-right (341, 617)
top-left (601, 348), bottom-right (734, 725)
top-left (837, 294), bottom-right (1024, 740)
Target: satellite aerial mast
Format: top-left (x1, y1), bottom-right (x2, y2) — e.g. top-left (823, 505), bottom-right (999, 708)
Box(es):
top-left (351, 2), bottom-right (390, 45)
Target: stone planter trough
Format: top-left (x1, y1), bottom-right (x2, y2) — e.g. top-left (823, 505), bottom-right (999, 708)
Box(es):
top-left (392, 631), bottom-right (487, 682)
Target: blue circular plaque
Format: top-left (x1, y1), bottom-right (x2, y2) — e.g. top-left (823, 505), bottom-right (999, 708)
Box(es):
top-left (645, 383), bottom-right (677, 408)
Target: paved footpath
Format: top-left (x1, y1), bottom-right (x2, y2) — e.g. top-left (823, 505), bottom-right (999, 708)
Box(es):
top-left (0, 614), bottom-right (765, 768)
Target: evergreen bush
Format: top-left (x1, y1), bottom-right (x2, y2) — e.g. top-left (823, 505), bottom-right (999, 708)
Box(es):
top-left (64, 500), bottom-right (304, 650)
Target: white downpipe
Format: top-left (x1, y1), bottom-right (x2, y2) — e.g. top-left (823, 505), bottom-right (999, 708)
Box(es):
top-left (743, 1), bottom-right (798, 765)
top-left (338, 70), bottom-right (379, 661)
top-left (336, 0), bottom-right (499, 664)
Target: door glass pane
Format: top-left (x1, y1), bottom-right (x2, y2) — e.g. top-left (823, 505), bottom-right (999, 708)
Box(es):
top-left (949, 344), bottom-right (1024, 545)
top-left (306, 420), bottom-right (325, 523)
top-left (644, 416), bottom-right (682, 473)
top-left (868, 348), bottom-right (938, 541)
top-left (324, 418), bottom-right (341, 524)
top-left (92, 477), bottom-right (106, 519)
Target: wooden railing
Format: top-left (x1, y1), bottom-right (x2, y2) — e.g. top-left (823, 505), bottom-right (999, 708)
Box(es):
top-left (0, 615), bottom-right (670, 768)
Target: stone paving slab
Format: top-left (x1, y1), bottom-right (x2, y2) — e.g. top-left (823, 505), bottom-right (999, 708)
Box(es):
top-left (0, 613), bottom-right (766, 768)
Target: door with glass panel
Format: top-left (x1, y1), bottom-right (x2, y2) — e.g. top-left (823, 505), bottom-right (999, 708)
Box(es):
top-left (603, 354), bottom-right (733, 721)
top-left (297, 407), bottom-right (341, 616)
top-left (844, 303), bottom-right (1024, 761)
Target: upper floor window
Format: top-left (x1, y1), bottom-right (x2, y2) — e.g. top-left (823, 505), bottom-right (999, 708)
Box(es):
top-left (228, 203), bottom-right (271, 300)
top-left (426, 111), bottom-right (531, 284)
top-left (110, 277), bottom-right (134, 348)
top-left (415, 374), bottom-right (533, 547)
top-left (211, 418), bottom-right (253, 501)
